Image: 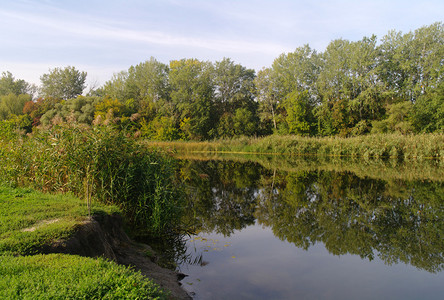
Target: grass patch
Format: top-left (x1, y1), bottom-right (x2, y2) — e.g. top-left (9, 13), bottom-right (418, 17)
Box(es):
top-left (0, 185), bottom-right (119, 255)
top-left (0, 253), bottom-right (167, 299)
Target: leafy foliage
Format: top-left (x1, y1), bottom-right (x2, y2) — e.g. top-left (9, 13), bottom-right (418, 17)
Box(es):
top-left (40, 66), bottom-right (87, 100)
top-left (2, 22), bottom-right (444, 139)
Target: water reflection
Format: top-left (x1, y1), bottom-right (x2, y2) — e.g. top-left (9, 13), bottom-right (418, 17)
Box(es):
top-left (178, 159), bottom-right (443, 273)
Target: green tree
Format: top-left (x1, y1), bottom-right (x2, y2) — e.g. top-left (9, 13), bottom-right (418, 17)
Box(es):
top-left (315, 37), bottom-right (384, 135)
top-left (0, 71), bottom-right (34, 97)
top-left (378, 22), bottom-right (444, 103)
top-left (39, 96), bottom-right (102, 126)
top-left (101, 58), bottom-right (170, 116)
top-left (0, 94), bottom-right (32, 120)
top-left (281, 90), bottom-right (315, 135)
top-left (255, 67), bottom-right (278, 133)
top-left (233, 107), bottom-right (257, 136)
top-left (40, 66), bottom-right (87, 100)
top-left (272, 45), bottom-right (320, 100)
top-left (372, 101), bottom-right (414, 134)
top-left (213, 58), bottom-right (256, 114)
top-left (411, 82), bottom-right (444, 133)
top-left (169, 59), bottom-right (214, 140)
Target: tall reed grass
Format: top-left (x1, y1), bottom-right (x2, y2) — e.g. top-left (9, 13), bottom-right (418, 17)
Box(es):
top-left (0, 124), bottom-right (183, 235)
top-left (147, 133), bottom-right (444, 161)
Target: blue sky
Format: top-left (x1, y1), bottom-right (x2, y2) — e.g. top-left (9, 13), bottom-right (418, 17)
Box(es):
top-left (1, 0), bottom-right (442, 87)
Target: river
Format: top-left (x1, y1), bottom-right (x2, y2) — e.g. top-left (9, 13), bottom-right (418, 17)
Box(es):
top-left (151, 155), bottom-right (444, 299)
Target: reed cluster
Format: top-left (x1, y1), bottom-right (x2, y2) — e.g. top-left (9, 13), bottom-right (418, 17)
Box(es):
top-left (0, 124), bottom-right (183, 235)
top-left (148, 133), bottom-right (444, 161)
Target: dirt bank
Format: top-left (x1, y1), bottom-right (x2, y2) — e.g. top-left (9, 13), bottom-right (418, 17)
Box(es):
top-left (43, 214), bottom-right (191, 300)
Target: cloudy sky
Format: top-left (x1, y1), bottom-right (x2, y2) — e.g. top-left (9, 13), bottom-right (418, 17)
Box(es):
top-left (1, 0), bottom-right (442, 87)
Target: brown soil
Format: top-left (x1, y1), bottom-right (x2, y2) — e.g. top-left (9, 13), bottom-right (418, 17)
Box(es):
top-left (42, 214), bottom-right (191, 300)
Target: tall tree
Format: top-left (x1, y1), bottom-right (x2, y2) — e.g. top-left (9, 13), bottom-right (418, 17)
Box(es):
top-left (213, 58), bottom-right (257, 137)
top-left (255, 67), bottom-right (278, 132)
top-left (169, 59), bottom-right (215, 140)
top-left (272, 45), bottom-right (320, 103)
top-left (213, 58), bottom-right (256, 113)
top-left (271, 45), bottom-right (320, 134)
top-left (281, 90), bottom-right (315, 135)
top-left (378, 22), bottom-right (444, 103)
top-left (0, 71), bottom-right (35, 97)
top-left (316, 37), bottom-right (384, 135)
top-left (40, 66), bottom-right (87, 100)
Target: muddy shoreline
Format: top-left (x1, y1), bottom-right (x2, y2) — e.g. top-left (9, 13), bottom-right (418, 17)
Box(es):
top-left (44, 214), bottom-right (191, 300)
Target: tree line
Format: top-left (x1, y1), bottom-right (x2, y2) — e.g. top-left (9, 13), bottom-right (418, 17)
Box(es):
top-left (1, 22), bottom-right (442, 139)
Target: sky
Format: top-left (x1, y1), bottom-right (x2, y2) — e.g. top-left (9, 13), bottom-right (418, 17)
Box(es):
top-left (0, 0), bottom-right (443, 88)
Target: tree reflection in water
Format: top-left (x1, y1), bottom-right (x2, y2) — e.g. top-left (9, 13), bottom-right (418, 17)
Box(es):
top-left (177, 158), bottom-right (443, 273)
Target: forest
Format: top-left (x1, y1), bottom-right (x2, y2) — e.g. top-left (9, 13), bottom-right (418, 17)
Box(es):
top-left (0, 22), bottom-right (443, 140)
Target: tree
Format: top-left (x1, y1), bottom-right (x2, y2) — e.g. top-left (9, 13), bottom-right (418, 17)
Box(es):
top-left (233, 107), bottom-right (257, 136)
top-left (0, 93), bottom-right (32, 120)
top-left (169, 59), bottom-right (215, 140)
top-left (272, 44), bottom-right (320, 101)
top-left (378, 22), bottom-right (444, 103)
top-left (40, 66), bottom-right (87, 100)
top-left (269, 45), bottom-right (320, 134)
top-left (411, 82), bottom-right (444, 133)
top-left (101, 57), bottom-right (170, 113)
top-left (281, 90), bottom-right (315, 135)
top-left (213, 58), bottom-right (256, 114)
top-left (371, 101), bottom-right (414, 134)
top-left (39, 96), bottom-right (102, 126)
top-left (0, 71), bottom-right (35, 97)
top-left (315, 37), bottom-right (384, 135)
top-left (255, 67), bottom-right (278, 132)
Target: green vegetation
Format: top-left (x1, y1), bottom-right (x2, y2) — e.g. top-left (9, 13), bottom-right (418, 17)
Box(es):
top-left (0, 124), bottom-right (184, 235)
top-left (0, 185), bottom-right (118, 255)
top-left (1, 22), bottom-right (443, 142)
top-left (0, 254), bottom-right (167, 299)
top-left (148, 133), bottom-right (444, 161)
top-left (0, 185), bottom-right (168, 299)
top-left (175, 153), bottom-right (444, 183)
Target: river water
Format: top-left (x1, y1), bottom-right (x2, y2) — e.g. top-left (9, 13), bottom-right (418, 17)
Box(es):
top-left (157, 156), bottom-right (444, 299)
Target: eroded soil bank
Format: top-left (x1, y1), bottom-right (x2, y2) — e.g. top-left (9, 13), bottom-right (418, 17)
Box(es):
top-left (43, 214), bottom-right (191, 300)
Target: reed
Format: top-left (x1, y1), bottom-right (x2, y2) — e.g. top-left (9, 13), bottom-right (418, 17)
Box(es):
top-left (146, 133), bottom-right (444, 161)
top-left (0, 123), bottom-right (184, 235)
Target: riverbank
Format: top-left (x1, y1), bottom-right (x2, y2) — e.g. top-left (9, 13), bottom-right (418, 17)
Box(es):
top-left (146, 133), bottom-right (444, 161)
top-left (0, 185), bottom-right (190, 299)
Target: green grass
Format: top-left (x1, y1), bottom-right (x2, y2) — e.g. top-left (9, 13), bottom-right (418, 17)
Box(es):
top-left (0, 186), bottom-right (167, 299)
top-left (0, 185), bottom-right (119, 255)
top-left (0, 253), bottom-right (167, 299)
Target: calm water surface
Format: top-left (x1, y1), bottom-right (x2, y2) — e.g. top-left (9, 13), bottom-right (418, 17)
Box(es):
top-left (161, 157), bottom-right (444, 299)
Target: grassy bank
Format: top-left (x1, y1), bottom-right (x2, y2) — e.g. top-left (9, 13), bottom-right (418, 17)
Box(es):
top-left (0, 185), bottom-right (168, 299)
top-left (0, 124), bottom-right (186, 298)
top-left (147, 133), bottom-right (444, 161)
top-left (0, 254), bottom-right (166, 299)
top-left (0, 185), bottom-right (118, 255)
